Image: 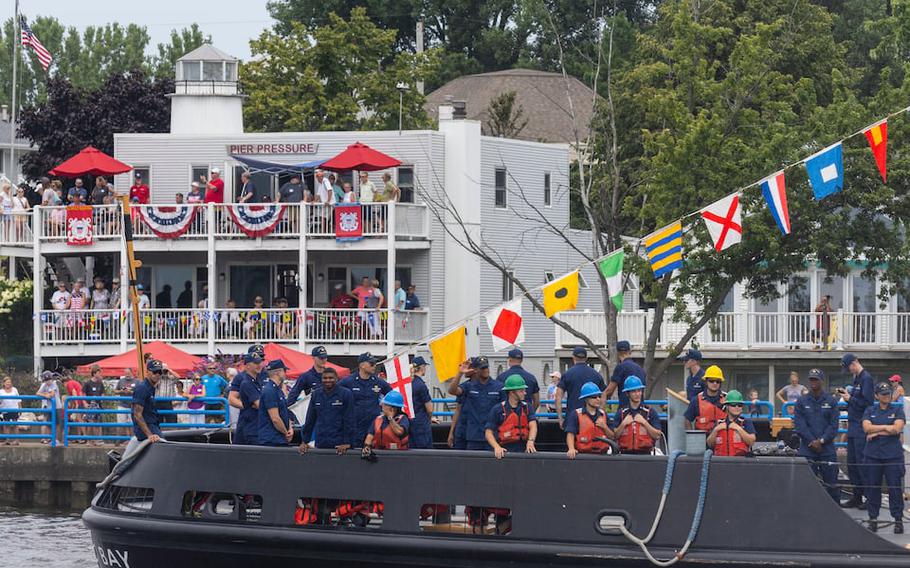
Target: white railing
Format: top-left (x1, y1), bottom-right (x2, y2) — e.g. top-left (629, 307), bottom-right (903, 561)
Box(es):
top-left (396, 203), bottom-right (430, 238)
top-left (39, 309), bottom-right (122, 344)
top-left (214, 308), bottom-right (300, 342)
top-left (0, 211), bottom-right (33, 245)
top-left (306, 308), bottom-right (388, 343)
top-left (395, 309), bottom-right (430, 344)
top-left (306, 203), bottom-right (389, 238)
top-left (554, 311), bottom-right (650, 347)
top-left (39, 205), bottom-right (122, 241)
top-left (131, 204), bottom-right (209, 239)
top-left (129, 309), bottom-right (208, 343)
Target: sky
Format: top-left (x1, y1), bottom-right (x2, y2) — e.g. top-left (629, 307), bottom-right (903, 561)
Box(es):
top-left (10, 0), bottom-right (274, 60)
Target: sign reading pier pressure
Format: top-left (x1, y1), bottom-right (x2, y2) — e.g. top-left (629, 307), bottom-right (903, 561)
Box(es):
top-left (227, 143), bottom-right (318, 155)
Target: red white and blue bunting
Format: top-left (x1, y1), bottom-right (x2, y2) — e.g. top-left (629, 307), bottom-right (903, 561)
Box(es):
top-left (226, 204), bottom-right (286, 237)
top-left (138, 206), bottom-right (197, 239)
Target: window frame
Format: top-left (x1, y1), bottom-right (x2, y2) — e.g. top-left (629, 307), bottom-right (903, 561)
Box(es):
top-left (502, 270), bottom-right (515, 301)
top-left (543, 172), bottom-right (551, 207)
top-left (544, 271), bottom-right (556, 283)
top-left (494, 167), bottom-right (507, 209)
top-left (397, 165), bottom-right (415, 203)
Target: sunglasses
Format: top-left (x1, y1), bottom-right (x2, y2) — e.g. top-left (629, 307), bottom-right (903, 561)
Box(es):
top-left (726, 403), bottom-right (743, 408)
top-left (706, 379), bottom-right (722, 384)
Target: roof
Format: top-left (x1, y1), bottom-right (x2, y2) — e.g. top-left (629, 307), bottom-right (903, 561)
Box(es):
top-left (177, 43), bottom-right (238, 62)
top-left (424, 69), bottom-right (598, 144)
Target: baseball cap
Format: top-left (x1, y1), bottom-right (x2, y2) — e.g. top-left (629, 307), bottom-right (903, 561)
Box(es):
top-left (875, 381), bottom-right (893, 396)
top-left (146, 359), bottom-right (164, 373)
top-left (412, 356), bottom-right (428, 367)
top-left (677, 348), bottom-right (702, 362)
top-left (470, 356), bottom-right (489, 369)
top-left (807, 368), bottom-right (825, 380)
top-left (572, 346), bottom-right (587, 358)
top-left (248, 344), bottom-right (265, 357)
top-left (841, 353), bottom-right (857, 368)
top-left (112, 277), bottom-right (120, 283)
top-left (507, 348), bottom-right (524, 360)
top-left (266, 359), bottom-right (288, 371)
top-left (191, 181), bottom-right (200, 188)
top-left (358, 352), bottom-right (376, 364)
top-left (136, 284), bottom-right (145, 290)
top-left (888, 374), bottom-right (902, 383)
top-left (211, 167), bottom-right (221, 174)
top-left (311, 346), bottom-right (328, 359)
top-left (134, 172), bottom-right (142, 178)
top-left (616, 340), bottom-right (632, 352)
top-left (41, 370), bottom-right (55, 381)
top-left (243, 353), bottom-right (262, 364)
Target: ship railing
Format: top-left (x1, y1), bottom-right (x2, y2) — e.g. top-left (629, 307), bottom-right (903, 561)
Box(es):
top-left (62, 395), bottom-right (229, 445)
top-left (0, 395), bottom-right (57, 446)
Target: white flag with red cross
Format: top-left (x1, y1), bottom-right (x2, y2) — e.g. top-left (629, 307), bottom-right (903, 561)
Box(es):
top-left (385, 354), bottom-right (415, 418)
top-left (484, 298), bottom-right (525, 352)
top-left (700, 192), bottom-right (743, 252)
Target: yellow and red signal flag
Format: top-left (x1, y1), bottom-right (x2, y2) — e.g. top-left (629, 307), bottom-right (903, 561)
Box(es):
top-left (862, 120), bottom-right (888, 183)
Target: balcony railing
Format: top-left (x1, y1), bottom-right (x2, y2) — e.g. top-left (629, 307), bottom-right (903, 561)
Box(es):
top-left (37, 307), bottom-right (430, 348)
top-left (0, 203), bottom-right (429, 246)
top-left (554, 310), bottom-right (910, 350)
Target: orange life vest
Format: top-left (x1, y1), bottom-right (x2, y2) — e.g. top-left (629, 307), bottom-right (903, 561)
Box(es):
top-left (713, 419), bottom-right (750, 456)
top-left (695, 392), bottom-right (726, 432)
top-left (372, 414), bottom-right (409, 450)
top-left (294, 498), bottom-right (320, 525)
top-left (575, 408), bottom-right (611, 454)
top-left (617, 406), bottom-right (656, 453)
top-left (497, 402), bottom-right (530, 445)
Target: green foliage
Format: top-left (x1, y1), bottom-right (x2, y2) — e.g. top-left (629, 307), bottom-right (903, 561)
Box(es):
top-left (242, 8), bottom-right (438, 132)
top-left (485, 91), bottom-right (529, 138)
top-left (0, 279), bottom-right (32, 357)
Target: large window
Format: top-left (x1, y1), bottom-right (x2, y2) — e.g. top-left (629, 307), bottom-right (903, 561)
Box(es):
top-left (494, 168), bottom-right (507, 208)
top-left (133, 167), bottom-right (151, 190)
top-left (181, 61), bottom-right (200, 81)
top-left (543, 172), bottom-right (551, 207)
top-left (191, 165), bottom-right (209, 188)
top-left (230, 265), bottom-right (272, 307)
top-left (787, 276), bottom-right (810, 312)
top-left (233, 166), bottom-right (274, 203)
top-left (851, 274), bottom-right (876, 313)
top-left (203, 61), bottom-right (223, 81)
top-left (398, 166), bottom-right (415, 203)
top-left (817, 272), bottom-right (844, 310)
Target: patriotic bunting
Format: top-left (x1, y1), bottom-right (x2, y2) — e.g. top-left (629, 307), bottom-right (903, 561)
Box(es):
top-left (700, 193), bottom-right (743, 252)
top-left (138, 205), bottom-right (197, 239)
top-left (644, 221), bottom-right (683, 278)
top-left (863, 120), bottom-right (888, 182)
top-left (760, 171), bottom-right (790, 236)
top-left (804, 142), bottom-right (844, 200)
top-left (226, 204), bottom-right (286, 237)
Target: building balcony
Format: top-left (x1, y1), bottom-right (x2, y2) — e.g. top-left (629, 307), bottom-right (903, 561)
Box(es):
top-left (36, 307), bottom-right (430, 358)
top-left (0, 202), bottom-right (430, 254)
top-left (555, 310), bottom-right (910, 354)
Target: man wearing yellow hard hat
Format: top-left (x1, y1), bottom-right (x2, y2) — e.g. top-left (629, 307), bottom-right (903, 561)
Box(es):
top-left (683, 365), bottom-right (727, 432)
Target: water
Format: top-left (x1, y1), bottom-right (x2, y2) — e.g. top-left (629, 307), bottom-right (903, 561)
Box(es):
top-left (0, 507), bottom-right (95, 567)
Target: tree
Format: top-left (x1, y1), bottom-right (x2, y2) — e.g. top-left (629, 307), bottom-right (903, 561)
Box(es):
top-left (18, 70), bottom-right (173, 179)
top-left (268, 0), bottom-right (420, 50)
top-left (485, 91), bottom-right (529, 138)
top-left (152, 24), bottom-right (207, 81)
top-left (0, 279), bottom-right (32, 357)
top-left (242, 8), bottom-right (438, 133)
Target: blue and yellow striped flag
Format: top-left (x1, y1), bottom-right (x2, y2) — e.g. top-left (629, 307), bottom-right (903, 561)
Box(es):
top-left (644, 221), bottom-right (683, 278)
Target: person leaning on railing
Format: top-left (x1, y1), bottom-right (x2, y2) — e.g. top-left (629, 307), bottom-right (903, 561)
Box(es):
top-left (0, 376), bottom-right (21, 446)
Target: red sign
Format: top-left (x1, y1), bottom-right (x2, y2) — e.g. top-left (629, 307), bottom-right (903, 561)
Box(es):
top-left (334, 204), bottom-right (363, 241)
top-left (66, 206), bottom-right (94, 246)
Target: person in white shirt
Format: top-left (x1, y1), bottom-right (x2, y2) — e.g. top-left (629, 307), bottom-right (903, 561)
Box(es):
top-left (136, 284), bottom-right (151, 309)
top-left (51, 282), bottom-right (71, 310)
top-left (36, 371), bottom-right (63, 443)
top-left (358, 172), bottom-right (375, 203)
top-left (1, 376), bottom-right (21, 445)
top-left (342, 182), bottom-right (356, 203)
top-left (314, 169), bottom-right (334, 205)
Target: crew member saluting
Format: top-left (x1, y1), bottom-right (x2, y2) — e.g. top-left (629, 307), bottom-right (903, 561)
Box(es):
top-left (363, 391), bottom-right (410, 455)
top-left (257, 360), bottom-right (293, 447)
top-left (339, 353), bottom-right (392, 448)
top-left (448, 357), bottom-right (503, 450)
top-left (707, 390), bottom-right (756, 457)
top-left (684, 365), bottom-right (727, 431)
top-left (793, 368), bottom-right (840, 502)
top-left (613, 376), bottom-right (661, 455)
top-left (125, 359), bottom-right (165, 455)
top-left (485, 375), bottom-right (537, 459)
top-left (565, 382), bottom-right (614, 459)
top-left (299, 368), bottom-right (356, 454)
top-left (862, 382), bottom-right (905, 534)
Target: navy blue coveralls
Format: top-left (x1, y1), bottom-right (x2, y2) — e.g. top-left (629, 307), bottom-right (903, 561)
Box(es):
top-left (863, 403), bottom-right (906, 521)
top-left (846, 370), bottom-right (875, 499)
top-left (793, 391), bottom-right (841, 502)
top-left (458, 378), bottom-right (504, 450)
top-left (234, 374), bottom-right (263, 445)
top-left (338, 374), bottom-right (392, 447)
top-left (287, 367), bottom-right (322, 406)
top-left (257, 380), bottom-right (290, 447)
top-left (610, 359), bottom-right (647, 407)
top-left (301, 385), bottom-right (356, 449)
top-left (409, 375), bottom-right (433, 449)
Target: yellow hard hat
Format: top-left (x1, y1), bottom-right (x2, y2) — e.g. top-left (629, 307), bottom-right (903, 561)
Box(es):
top-left (704, 365), bottom-right (725, 382)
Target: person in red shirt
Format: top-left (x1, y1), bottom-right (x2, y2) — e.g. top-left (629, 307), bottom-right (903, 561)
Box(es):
top-left (63, 375), bottom-right (87, 443)
top-left (203, 167), bottom-right (225, 203)
top-left (129, 172), bottom-right (150, 204)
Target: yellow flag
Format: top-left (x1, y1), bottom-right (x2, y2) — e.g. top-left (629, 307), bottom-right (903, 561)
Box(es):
top-left (542, 271), bottom-right (579, 318)
top-left (429, 325), bottom-right (466, 382)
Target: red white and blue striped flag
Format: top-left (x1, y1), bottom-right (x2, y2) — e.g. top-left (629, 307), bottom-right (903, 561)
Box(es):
top-left (20, 17), bottom-right (52, 71)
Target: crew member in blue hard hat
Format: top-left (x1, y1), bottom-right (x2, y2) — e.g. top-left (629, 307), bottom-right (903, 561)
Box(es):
top-left (299, 367), bottom-right (356, 454)
top-left (485, 375), bottom-right (537, 459)
top-left (604, 341), bottom-right (647, 408)
top-left (839, 353), bottom-right (875, 510)
top-left (258, 360), bottom-right (293, 447)
top-left (234, 353), bottom-right (264, 445)
top-left (339, 352), bottom-right (392, 448)
top-left (793, 368), bottom-right (840, 502)
top-left (676, 348), bottom-right (705, 401)
top-left (862, 381), bottom-right (906, 534)
top-left (565, 381), bottom-right (614, 458)
top-left (408, 356), bottom-right (434, 449)
top-left (555, 346), bottom-right (606, 430)
top-left (613, 376), bottom-right (662, 455)
top-left (707, 390), bottom-right (755, 457)
top-left (287, 345), bottom-right (330, 406)
top-left (448, 356), bottom-right (504, 450)
top-left (684, 365), bottom-right (727, 432)
top-left (363, 391), bottom-right (410, 454)
top-left (496, 349), bottom-right (540, 412)
top-left (125, 359), bottom-right (165, 455)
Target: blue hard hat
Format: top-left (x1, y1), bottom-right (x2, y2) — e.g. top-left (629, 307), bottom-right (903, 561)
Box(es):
top-left (622, 376), bottom-right (645, 393)
top-left (412, 356), bottom-right (428, 367)
top-left (580, 381), bottom-right (602, 399)
top-left (381, 391), bottom-right (405, 408)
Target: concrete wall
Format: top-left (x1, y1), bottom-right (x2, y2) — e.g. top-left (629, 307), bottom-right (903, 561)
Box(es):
top-left (0, 446), bottom-right (108, 510)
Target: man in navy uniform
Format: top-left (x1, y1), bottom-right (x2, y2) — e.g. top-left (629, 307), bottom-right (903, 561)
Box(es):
top-left (496, 348), bottom-right (540, 412)
top-left (125, 359), bottom-right (165, 455)
top-left (288, 345), bottom-right (329, 405)
top-left (605, 340), bottom-right (646, 407)
top-left (339, 352), bottom-right (392, 447)
top-left (677, 348), bottom-right (705, 401)
top-left (793, 368), bottom-right (840, 502)
top-left (448, 356), bottom-right (504, 450)
top-left (409, 356), bottom-right (434, 449)
top-left (839, 353), bottom-right (875, 509)
top-left (299, 367), bottom-right (356, 454)
top-left (228, 345), bottom-right (265, 418)
top-left (234, 353), bottom-right (264, 445)
top-left (258, 360), bottom-right (293, 447)
top-left (555, 346), bottom-right (606, 430)
top-left (862, 382), bottom-right (906, 534)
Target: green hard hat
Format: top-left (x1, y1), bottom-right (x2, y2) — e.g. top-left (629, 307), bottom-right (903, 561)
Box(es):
top-left (725, 390), bottom-right (744, 405)
top-left (502, 374), bottom-right (527, 391)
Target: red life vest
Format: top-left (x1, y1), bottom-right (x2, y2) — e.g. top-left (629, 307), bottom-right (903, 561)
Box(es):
top-left (372, 414), bottom-right (409, 450)
top-left (713, 419), bottom-right (750, 456)
top-left (617, 406), bottom-right (656, 453)
top-left (694, 392), bottom-right (726, 432)
top-left (497, 402), bottom-right (530, 445)
top-left (294, 498), bottom-right (320, 525)
top-left (575, 408), bottom-right (611, 454)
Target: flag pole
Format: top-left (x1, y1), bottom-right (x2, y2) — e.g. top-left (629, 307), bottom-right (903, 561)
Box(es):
top-left (10, 0), bottom-right (18, 181)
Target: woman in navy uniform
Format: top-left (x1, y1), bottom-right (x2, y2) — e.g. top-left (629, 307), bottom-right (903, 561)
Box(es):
top-left (613, 376), bottom-right (662, 455)
top-left (862, 381), bottom-right (906, 534)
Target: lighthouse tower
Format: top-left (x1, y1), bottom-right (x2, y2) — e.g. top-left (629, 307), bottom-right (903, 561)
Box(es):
top-left (169, 44), bottom-right (245, 134)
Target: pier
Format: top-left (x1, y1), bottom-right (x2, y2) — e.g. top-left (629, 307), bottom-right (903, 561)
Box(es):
top-left (0, 445), bottom-right (109, 510)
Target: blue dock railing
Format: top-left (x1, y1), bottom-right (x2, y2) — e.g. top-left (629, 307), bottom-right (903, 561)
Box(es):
top-left (780, 400), bottom-right (903, 448)
top-left (0, 395), bottom-right (58, 446)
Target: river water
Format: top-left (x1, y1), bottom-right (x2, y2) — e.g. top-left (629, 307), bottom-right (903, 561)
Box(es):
top-left (0, 508), bottom-right (95, 567)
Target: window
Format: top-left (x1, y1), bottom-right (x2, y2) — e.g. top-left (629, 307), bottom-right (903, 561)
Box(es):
top-left (295, 497), bottom-right (383, 528)
top-left (398, 166), bottom-right (415, 203)
top-left (191, 165), bottom-right (209, 187)
top-left (328, 267), bottom-right (348, 297)
top-left (419, 504), bottom-right (513, 535)
top-left (578, 271), bottom-right (589, 289)
top-left (787, 276), bottom-right (810, 312)
top-left (203, 61), bottom-right (223, 81)
top-left (133, 167), bottom-right (150, 189)
top-left (182, 492), bottom-right (262, 522)
top-left (544, 271), bottom-right (555, 283)
top-left (817, 272), bottom-right (844, 310)
top-left (97, 486), bottom-right (154, 514)
top-left (502, 271), bottom-right (514, 301)
top-left (494, 168), bottom-right (507, 208)
top-left (225, 62), bottom-right (238, 81)
top-left (543, 172), bottom-right (551, 206)
top-left (182, 61), bottom-right (200, 81)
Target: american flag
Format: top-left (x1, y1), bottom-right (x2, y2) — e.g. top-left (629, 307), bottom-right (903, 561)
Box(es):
top-left (20, 17), bottom-right (52, 71)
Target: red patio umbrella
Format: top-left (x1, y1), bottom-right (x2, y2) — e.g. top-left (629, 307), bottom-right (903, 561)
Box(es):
top-left (263, 343), bottom-right (350, 380)
top-left (320, 142), bottom-right (401, 172)
top-left (49, 145), bottom-right (132, 177)
top-left (76, 341), bottom-right (204, 377)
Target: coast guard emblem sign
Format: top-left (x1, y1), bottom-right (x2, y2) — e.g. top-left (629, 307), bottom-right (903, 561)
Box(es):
top-left (335, 204), bottom-right (363, 242)
top-left (66, 205), bottom-right (94, 246)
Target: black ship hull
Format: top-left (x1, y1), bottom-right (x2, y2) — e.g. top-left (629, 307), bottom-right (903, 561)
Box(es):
top-left (83, 439), bottom-right (910, 568)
